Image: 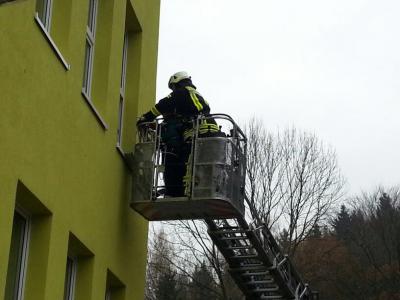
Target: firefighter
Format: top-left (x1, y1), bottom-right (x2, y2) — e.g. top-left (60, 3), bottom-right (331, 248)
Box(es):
top-left (137, 71), bottom-right (220, 197)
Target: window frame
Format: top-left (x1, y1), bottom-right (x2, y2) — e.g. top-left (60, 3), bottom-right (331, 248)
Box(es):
top-left (116, 33), bottom-right (129, 149)
top-left (82, 0), bottom-right (98, 100)
top-left (64, 256), bottom-right (78, 300)
top-left (34, 0), bottom-right (70, 70)
top-left (116, 97), bottom-right (125, 149)
top-left (36, 0), bottom-right (53, 32)
top-left (80, 0), bottom-right (108, 129)
top-left (6, 207), bottom-right (31, 300)
top-left (105, 289), bottom-right (111, 300)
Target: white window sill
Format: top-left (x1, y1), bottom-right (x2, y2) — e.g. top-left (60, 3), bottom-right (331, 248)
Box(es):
top-left (34, 13), bottom-right (70, 71)
top-left (81, 91), bottom-right (108, 130)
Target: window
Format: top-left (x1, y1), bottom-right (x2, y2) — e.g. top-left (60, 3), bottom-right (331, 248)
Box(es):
top-left (34, 0), bottom-right (70, 70)
top-left (64, 233), bottom-right (94, 299)
top-left (63, 257), bottom-right (77, 300)
top-left (5, 210), bottom-right (31, 300)
top-left (105, 270), bottom-right (125, 300)
top-left (116, 98), bottom-right (124, 147)
top-left (82, 0), bottom-right (98, 99)
top-left (105, 289), bottom-right (111, 300)
top-left (117, 34), bottom-right (128, 147)
top-left (36, 0), bottom-right (53, 31)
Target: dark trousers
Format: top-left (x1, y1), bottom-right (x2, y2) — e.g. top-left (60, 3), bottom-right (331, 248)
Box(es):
top-left (164, 142), bottom-right (191, 197)
top-left (163, 129), bottom-right (225, 197)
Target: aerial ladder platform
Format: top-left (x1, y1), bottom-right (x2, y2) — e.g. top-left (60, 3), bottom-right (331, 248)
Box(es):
top-left (129, 114), bottom-right (318, 300)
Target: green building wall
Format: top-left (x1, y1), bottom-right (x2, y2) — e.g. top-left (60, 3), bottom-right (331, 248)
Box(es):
top-left (0, 0), bottom-right (160, 299)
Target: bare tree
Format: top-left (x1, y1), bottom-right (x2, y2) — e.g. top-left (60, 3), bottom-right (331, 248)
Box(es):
top-left (245, 118), bottom-right (345, 256)
top-left (164, 220), bottom-right (244, 300)
top-left (146, 224), bottom-right (240, 300)
top-left (146, 228), bottom-right (183, 300)
top-left (245, 118), bottom-right (285, 228)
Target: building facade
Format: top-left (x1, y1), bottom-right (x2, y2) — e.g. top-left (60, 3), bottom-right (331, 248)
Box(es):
top-left (0, 0), bottom-right (160, 299)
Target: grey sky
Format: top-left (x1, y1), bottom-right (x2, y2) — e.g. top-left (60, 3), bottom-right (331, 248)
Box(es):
top-left (156, 0), bottom-right (400, 195)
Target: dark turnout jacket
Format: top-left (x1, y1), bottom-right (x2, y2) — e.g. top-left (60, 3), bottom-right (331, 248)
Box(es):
top-left (140, 83), bottom-right (219, 140)
top-left (142, 84), bottom-right (210, 121)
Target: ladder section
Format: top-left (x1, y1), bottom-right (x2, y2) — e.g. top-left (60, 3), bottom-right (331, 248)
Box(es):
top-left (206, 217), bottom-right (317, 300)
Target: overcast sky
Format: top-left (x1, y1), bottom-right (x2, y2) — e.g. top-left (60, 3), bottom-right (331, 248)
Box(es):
top-left (155, 0), bottom-right (400, 196)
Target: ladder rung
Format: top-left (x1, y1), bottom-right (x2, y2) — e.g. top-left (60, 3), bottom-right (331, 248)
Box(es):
top-left (230, 264), bottom-right (266, 272)
top-left (240, 262), bottom-right (264, 267)
top-left (260, 295), bottom-right (283, 300)
top-left (241, 271), bottom-right (270, 277)
top-left (211, 229), bottom-right (249, 235)
top-left (245, 279), bottom-right (275, 285)
top-left (230, 255), bottom-right (259, 259)
top-left (220, 236), bottom-right (248, 240)
top-left (214, 226), bottom-right (241, 230)
top-left (225, 245), bottom-right (253, 250)
top-left (250, 286), bottom-right (280, 293)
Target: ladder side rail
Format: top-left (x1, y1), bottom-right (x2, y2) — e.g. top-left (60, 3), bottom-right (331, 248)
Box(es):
top-left (208, 218), bottom-right (291, 299)
top-left (255, 223), bottom-right (305, 298)
top-left (240, 218), bottom-right (295, 299)
top-left (242, 193), bottom-right (312, 299)
top-left (205, 219), bottom-right (274, 299)
top-left (257, 224), bottom-right (313, 299)
top-left (241, 226), bottom-right (274, 268)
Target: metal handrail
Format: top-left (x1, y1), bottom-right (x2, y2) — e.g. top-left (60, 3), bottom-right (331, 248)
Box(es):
top-left (136, 113), bottom-right (247, 202)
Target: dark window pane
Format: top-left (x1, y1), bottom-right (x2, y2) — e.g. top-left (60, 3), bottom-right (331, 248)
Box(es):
top-left (63, 257), bottom-right (76, 300)
top-left (5, 212), bottom-right (28, 300)
top-left (82, 41), bottom-right (92, 94)
top-left (87, 0), bottom-right (96, 33)
top-left (117, 97), bottom-right (124, 145)
top-left (36, 0), bottom-right (51, 29)
top-left (120, 35), bottom-right (128, 91)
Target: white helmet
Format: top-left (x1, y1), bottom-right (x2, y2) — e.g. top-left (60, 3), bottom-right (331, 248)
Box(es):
top-left (168, 71), bottom-right (191, 90)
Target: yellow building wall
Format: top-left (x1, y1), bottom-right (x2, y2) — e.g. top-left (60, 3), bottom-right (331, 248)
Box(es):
top-left (0, 0), bottom-right (160, 299)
